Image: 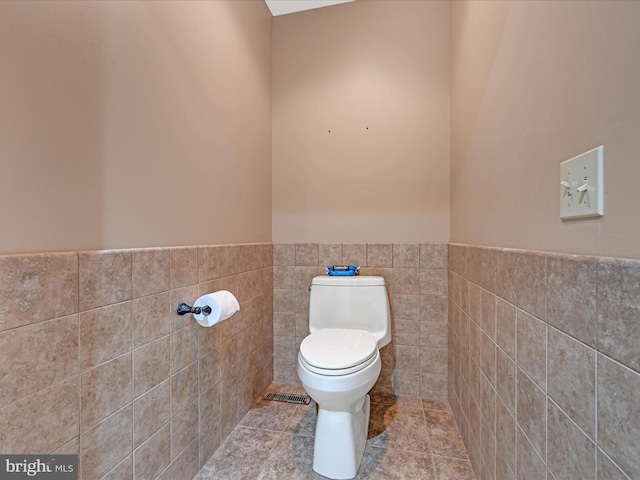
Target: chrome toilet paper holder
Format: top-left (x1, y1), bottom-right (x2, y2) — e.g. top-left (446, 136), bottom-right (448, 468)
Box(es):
top-left (176, 303), bottom-right (212, 316)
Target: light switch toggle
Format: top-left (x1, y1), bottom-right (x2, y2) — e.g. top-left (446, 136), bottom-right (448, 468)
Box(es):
top-left (576, 179), bottom-right (595, 205)
top-left (560, 180), bottom-right (576, 198)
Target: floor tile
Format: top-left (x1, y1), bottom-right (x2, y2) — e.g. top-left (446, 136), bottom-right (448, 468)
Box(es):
top-left (194, 427), bottom-right (282, 480)
top-left (356, 446), bottom-right (436, 479)
top-left (367, 403), bottom-right (431, 453)
top-left (239, 397), bottom-right (299, 431)
top-left (433, 455), bottom-right (476, 480)
top-left (196, 384), bottom-right (475, 479)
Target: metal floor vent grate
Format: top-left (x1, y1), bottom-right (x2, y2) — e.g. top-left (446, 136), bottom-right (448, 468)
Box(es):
top-left (263, 392), bottom-right (311, 405)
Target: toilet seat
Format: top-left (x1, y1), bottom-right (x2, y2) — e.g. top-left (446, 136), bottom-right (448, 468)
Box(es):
top-left (299, 328), bottom-right (378, 376)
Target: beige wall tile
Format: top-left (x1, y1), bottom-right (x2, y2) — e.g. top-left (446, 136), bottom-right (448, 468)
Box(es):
top-left (480, 248), bottom-right (497, 293)
top-left (468, 283), bottom-right (482, 324)
top-left (420, 243), bottom-right (448, 269)
top-left (132, 292), bottom-right (171, 348)
top-left (420, 321), bottom-right (447, 348)
top-left (480, 290), bottom-right (495, 340)
top-left (170, 438), bottom-right (199, 480)
top-left (393, 243), bottom-right (420, 268)
top-left (294, 266), bottom-right (324, 291)
top-left (80, 302), bottom-right (132, 370)
top-left (598, 354), bottom-right (640, 479)
top-left (79, 250), bottom-right (132, 311)
top-left (342, 243), bottom-right (367, 266)
top-left (495, 348), bottom-right (516, 416)
top-left (480, 374), bottom-right (495, 436)
top-left (420, 372), bottom-right (447, 400)
top-left (81, 354), bottom-right (132, 430)
top-left (516, 428), bottom-right (546, 479)
top-left (102, 455), bottom-right (133, 480)
top-left (367, 243), bottom-right (393, 267)
top-left (392, 268), bottom-right (420, 295)
top-left (421, 294), bottom-right (448, 323)
top-left (198, 345), bottom-right (221, 395)
top-left (197, 246), bottom-right (219, 283)
top-left (170, 247), bottom-right (198, 289)
top-left (170, 285), bottom-right (199, 332)
top-left (274, 312), bottom-right (295, 336)
top-left (0, 378), bottom-right (78, 454)
top-left (480, 332), bottom-right (495, 386)
top-left (295, 243), bottom-right (318, 266)
top-left (273, 357), bottom-right (298, 384)
top-left (0, 252), bottom-right (78, 331)
top-left (134, 379), bottom-right (171, 449)
top-left (547, 400), bottom-right (596, 479)
top-left (598, 449), bottom-right (631, 480)
top-left (134, 424), bottom-right (170, 480)
top-left (171, 324), bottom-right (198, 374)
top-left (237, 244), bottom-right (260, 272)
top-left (547, 327), bottom-right (596, 438)
top-left (516, 251), bottom-right (546, 321)
top-left (273, 266), bottom-right (295, 290)
top-left (171, 400), bottom-right (198, 460)
top-left (448, 244), bottom-right (468, 277)
top-left (467, 246), bottom-right (482, 286)
top-left (495, 397), bottom-right (515, 473)
top-left (395, 345), bottom-right (419, 371)
top-left (469, 320), bottom-right (481, 368)
top-left (495, 248), bottom-right (517, 304)
top-left (81, 405), bottom-right (133, 480)
top-left (495, 298), bottom-right (516, 360)
top-left (0, 315), bottom-right (78, 407)
top-left (171, 362), bottom-right (198, 415)
top-left (132, 248), bottom-right (170, 298)
top-left (133, 336), bottom-right (170, 398)
top-left (547, 253), bottom-right (597, 347)
top-left (318, 243), bottom-right (342, 266)
top-left (199, 381), bottom-right (221, 429)
top-left (236, 268), bottom-right (264, 302)
top-left (273, 244), bottom-right (295, 266)
top-left (419, 269), bottom-right (447, 296)
top-left (0, 240), bottom-right (275, 480)
top-left (217, 245), bottom-right (241, 278)
top-left (420, 347), bottom-right (448, 375)
top-left (273, 289), bottom-right (296, 314)
top-left (394, 319), bottom-right (420, 346)
top-left (391, 294), bottom-right (420, 321)
top-left (597, 257), bottom-right (640, 373)
top-left (516, 310), bottom-right (547, 391)
top-left (516, 370), bottom-right (546, 460)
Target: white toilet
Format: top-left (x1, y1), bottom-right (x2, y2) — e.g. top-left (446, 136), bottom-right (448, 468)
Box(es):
top-left (297, 275), bottom-right (391, 480)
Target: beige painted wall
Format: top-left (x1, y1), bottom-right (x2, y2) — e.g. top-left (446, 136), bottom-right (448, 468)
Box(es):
top-left (0, 0), bottom-right (272, 255)
top-left (451, 0), bottom-right (640, 259)
top-left (272, 0), bottom-right (450, 243)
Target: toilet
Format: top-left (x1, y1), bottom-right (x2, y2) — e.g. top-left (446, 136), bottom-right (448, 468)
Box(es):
top-left (297, 275), bottom-right (391, 480)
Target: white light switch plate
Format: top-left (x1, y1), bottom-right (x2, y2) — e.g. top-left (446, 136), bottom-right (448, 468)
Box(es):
top-left (560, 146), bottom-right (604, 219)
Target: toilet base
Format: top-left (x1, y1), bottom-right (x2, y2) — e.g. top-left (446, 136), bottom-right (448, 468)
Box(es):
top-left (312, 394), bottom-right (371, 480)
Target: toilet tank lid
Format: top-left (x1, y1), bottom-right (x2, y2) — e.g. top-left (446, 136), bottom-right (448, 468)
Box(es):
top-left (311, 275), bottom-right (385, 286)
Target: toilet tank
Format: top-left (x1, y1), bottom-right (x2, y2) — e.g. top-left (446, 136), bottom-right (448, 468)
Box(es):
top-left (309, 276), bottom-right (391, 348)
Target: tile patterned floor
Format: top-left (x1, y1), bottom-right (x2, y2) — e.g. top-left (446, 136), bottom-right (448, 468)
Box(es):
top-left (194, 384), bottom-right (476, 480)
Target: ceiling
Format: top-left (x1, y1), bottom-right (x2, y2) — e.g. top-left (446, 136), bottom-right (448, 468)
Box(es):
top-left (265, 0), bottom-right (355, 16)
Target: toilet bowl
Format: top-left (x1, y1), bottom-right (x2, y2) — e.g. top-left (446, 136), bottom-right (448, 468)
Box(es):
top-left (297, 275), bottom-right (391, 480)
top-left (297, 328), bottom-right (382, 480)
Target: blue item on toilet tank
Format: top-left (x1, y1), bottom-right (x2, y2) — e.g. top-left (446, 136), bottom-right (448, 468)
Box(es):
top-left (326, 265), bottom-right (360, 276)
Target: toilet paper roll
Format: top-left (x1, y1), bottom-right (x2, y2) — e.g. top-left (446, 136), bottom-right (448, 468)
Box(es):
top-left (192, 290), bottom-right (240, 327)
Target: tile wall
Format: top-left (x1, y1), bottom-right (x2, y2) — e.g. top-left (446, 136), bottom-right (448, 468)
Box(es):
top-left (0, 243), bottom-right (273, 480)
top-left (447, 243), bottom-right (640, 480)
top-left (272, 243), bottom-right (449, 400)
